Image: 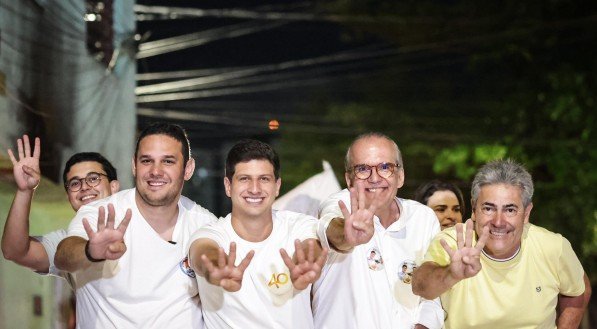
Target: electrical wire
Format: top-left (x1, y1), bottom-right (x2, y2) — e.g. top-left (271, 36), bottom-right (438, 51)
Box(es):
top-left (137, 21), bottom-right (287, 58)
top-left (134, 4), bottom-right (403, 24)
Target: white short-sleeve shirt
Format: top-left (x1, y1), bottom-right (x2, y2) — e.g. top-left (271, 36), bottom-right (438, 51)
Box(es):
top-left (67, 188), bottom-right (217, 329)
top-left (313, 189), bottom-right (444, 329)
top-left (190, 210), bottom-right (318, 329)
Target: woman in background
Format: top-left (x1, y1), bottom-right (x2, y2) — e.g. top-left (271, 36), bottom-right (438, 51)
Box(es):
top-left (414, 180), bottom-right (464, 230)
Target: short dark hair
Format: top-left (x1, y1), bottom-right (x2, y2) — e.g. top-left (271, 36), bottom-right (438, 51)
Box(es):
top-left (62, 152), bottom-right (118, 189)
top-left (414, 180), bottom-right (465, 216)
top-left (225, 139), bottom-right (280, 180)
top-left (135, 122), bottom-right (191, 165)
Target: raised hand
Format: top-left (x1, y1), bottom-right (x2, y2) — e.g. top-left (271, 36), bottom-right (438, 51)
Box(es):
top-left (200, 242), bottom-right (254, 292)
top-left (8, 135), bottom-right (41, 192)
top-left (440, 219), bottom-right (489, 281)
top-left (338, 181), bottom-right (376, 247)
top-left (280, 239), bottom-right (328, 290)
top-left (83, 203), bottom-right (132, 261)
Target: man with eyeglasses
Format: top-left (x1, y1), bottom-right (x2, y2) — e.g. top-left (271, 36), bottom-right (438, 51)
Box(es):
top-left (2, 135), bottom-right (119, 278)
top-left (312, 132), bottom-right (443, 329)
top-left (2, 135), bottom-right (119, 328)
top-left (412, 159), bottom-right (591, 328)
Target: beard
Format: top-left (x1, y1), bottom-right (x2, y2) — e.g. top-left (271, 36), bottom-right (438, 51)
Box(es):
top-left (136, 179), bottom-right (183, 207)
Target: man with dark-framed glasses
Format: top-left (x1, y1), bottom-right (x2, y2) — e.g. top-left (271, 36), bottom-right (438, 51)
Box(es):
top-left (2, 135), bottom-right (119, 328)
top-left (2, 135), bottom-right (119, 277)
top-left (312, 132), bottom-right (443, 329)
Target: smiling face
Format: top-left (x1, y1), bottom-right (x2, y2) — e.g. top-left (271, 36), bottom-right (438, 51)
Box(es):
top-left (427, 190), bottom-right (463, 230)
top-left (65, 161), bottom-right (118, 211)
top-left (345, 136), bottom-right (404, 212)
top-left (133, 134), bottom-right (194, 208)
top-left (225, 159), bottom-right (281, 221)
top-left (473, 183), bottom-right (532, 259)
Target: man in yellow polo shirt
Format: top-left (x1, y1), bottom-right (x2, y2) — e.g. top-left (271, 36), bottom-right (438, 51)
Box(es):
top-left (412, 159), bottom-right (591, 329)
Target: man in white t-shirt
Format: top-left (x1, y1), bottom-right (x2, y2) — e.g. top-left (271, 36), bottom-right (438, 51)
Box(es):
top-left (189, 139), bottom-right (327, 328)
top-left (313, 132), bottom-right (444, 329)
top-left (55, 123), bottom-right (217, 329)
top-left (3, 135), bottom-right (120, 280)
top-left (2, 135), bottom-right (121, 328)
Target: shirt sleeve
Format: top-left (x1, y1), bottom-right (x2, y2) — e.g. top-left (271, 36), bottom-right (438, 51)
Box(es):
top-left (291, 213), bottom-right (318, 241)
top-left (33, 229), bottom-right (69, 278)
top-left (189, 222), bottom-right (228, 250)
top-left (423, 229), bottom-right (456, 266)
top-left (416, 297), bottom-right (445, 329)
top-left (558, 236), bottom-right (585, 297)
top-left (67, 204), bottom-right (101, 239)
top-left (317, 191), bottom-right (345, 250)
top-left (415, 208), bottom-right (445, 329)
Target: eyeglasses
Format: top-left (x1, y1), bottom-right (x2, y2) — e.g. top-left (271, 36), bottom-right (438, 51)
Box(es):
top-left (66, 172), bottom-right (108, 192)
top-left (351, 162), bottom-right (400, 180)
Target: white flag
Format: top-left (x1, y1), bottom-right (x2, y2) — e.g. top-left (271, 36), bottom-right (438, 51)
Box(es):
top-left (273, 160), bottom-right (341, 217)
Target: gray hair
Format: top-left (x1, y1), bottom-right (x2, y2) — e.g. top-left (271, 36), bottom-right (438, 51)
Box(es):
top-left (471, 159), bottom-right (534, 207)
top-left (344, 132), bottom-right (403, 172)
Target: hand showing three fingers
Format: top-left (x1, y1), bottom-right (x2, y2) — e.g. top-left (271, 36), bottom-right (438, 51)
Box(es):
top-left (8, 135), bottom-right (41, 192)
top-left (280, 239), bottom-right (328, 290)
top-left (338, 181), bottom-right (376, 247)
top-left (440, 219), bottom-right (489, 281)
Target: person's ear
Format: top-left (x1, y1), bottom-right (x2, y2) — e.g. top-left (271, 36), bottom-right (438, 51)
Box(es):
top-left (224, 177), bottom-right (232, 197)
top-left (110, 180), bottom-right (120, 194)
top-left (131, 156), bottom-right (136, 178)
top-left (523, 202), bottom-right (533, 223)
top-left (184, 158), bottom-right (196, 181)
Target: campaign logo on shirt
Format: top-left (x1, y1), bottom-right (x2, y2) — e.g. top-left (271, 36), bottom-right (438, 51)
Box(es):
top-left (267, 271), bottom-right (292, 295)
top-left (398, 260), bottom-right (416, 284)
top-left (367, 247), bottom-right (384, 271)
top-left (179, 256), bottom-right (196, 278)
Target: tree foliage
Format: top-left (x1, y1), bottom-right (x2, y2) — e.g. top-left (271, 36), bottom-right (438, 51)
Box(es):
top-left (280, 0), bottom-right (597, 278)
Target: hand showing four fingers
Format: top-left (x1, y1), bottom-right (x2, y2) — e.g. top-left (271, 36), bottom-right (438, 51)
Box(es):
top-left (8, 135), bottom-right (41, 192)
top-left (200, 242), bottom-right (254, 292)
top-left (440, 219), bottom-right (489, 281)
top-left (83, 203), bottom-right (132, 261)
top-left (280, 239), bottom-right (328, 290)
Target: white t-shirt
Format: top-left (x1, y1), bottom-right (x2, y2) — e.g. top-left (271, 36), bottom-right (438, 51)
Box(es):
top-left (67, 188), bottom-right (217, 329)
top-left (313, 189), bottom-right (444, 329)
top-left (190, 210), bottom-right (318, 329)
top-left (35, 229), bottom-right (74, 285)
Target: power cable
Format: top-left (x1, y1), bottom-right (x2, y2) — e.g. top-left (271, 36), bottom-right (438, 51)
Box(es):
top-left (137, 21), bottom-right (287, 58)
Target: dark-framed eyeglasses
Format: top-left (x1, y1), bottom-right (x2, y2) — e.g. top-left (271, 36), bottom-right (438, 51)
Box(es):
top-left (66, 172), bottom-right (108, 192)
top-left (351, 162), bottom-right (400, 180)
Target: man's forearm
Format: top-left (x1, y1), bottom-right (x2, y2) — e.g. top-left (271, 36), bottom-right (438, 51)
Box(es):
top-left (325, 217), bottom-right (353, 253)
top-left (556, 273), bottom-right (591, 329)
top-left (412, 262), bottom-right (459, 300)
top-left (55, 236), bottom-right (92, 272)
top-left (189, 240), bottom-right (221, 278)
top-left (1, 190), bottom-right (50, 272)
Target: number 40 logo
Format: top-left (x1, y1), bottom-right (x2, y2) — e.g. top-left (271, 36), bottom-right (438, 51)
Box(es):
top-left (268, 273), bottom-right (289, 288)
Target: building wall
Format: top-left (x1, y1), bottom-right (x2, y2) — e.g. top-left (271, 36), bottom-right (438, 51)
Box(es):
top-left (0, 0), bottom-right (136, 188)
top-left (0, 0), bottom-right (135, 327)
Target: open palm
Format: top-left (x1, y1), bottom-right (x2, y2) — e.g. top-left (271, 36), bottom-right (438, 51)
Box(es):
top-left (8, 135), bottom-right (41, 191)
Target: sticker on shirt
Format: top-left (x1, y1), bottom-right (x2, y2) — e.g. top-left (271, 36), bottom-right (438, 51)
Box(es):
top-left (179, 256), bottom-right (196, 278)
top-left (398, 260), bottom-right (416, 284)
top-left (367, 247), bottom-right (384, 271)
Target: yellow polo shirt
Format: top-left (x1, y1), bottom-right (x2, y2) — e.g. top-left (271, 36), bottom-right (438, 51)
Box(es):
top-left (424, 223), bottom-right (585, 329)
